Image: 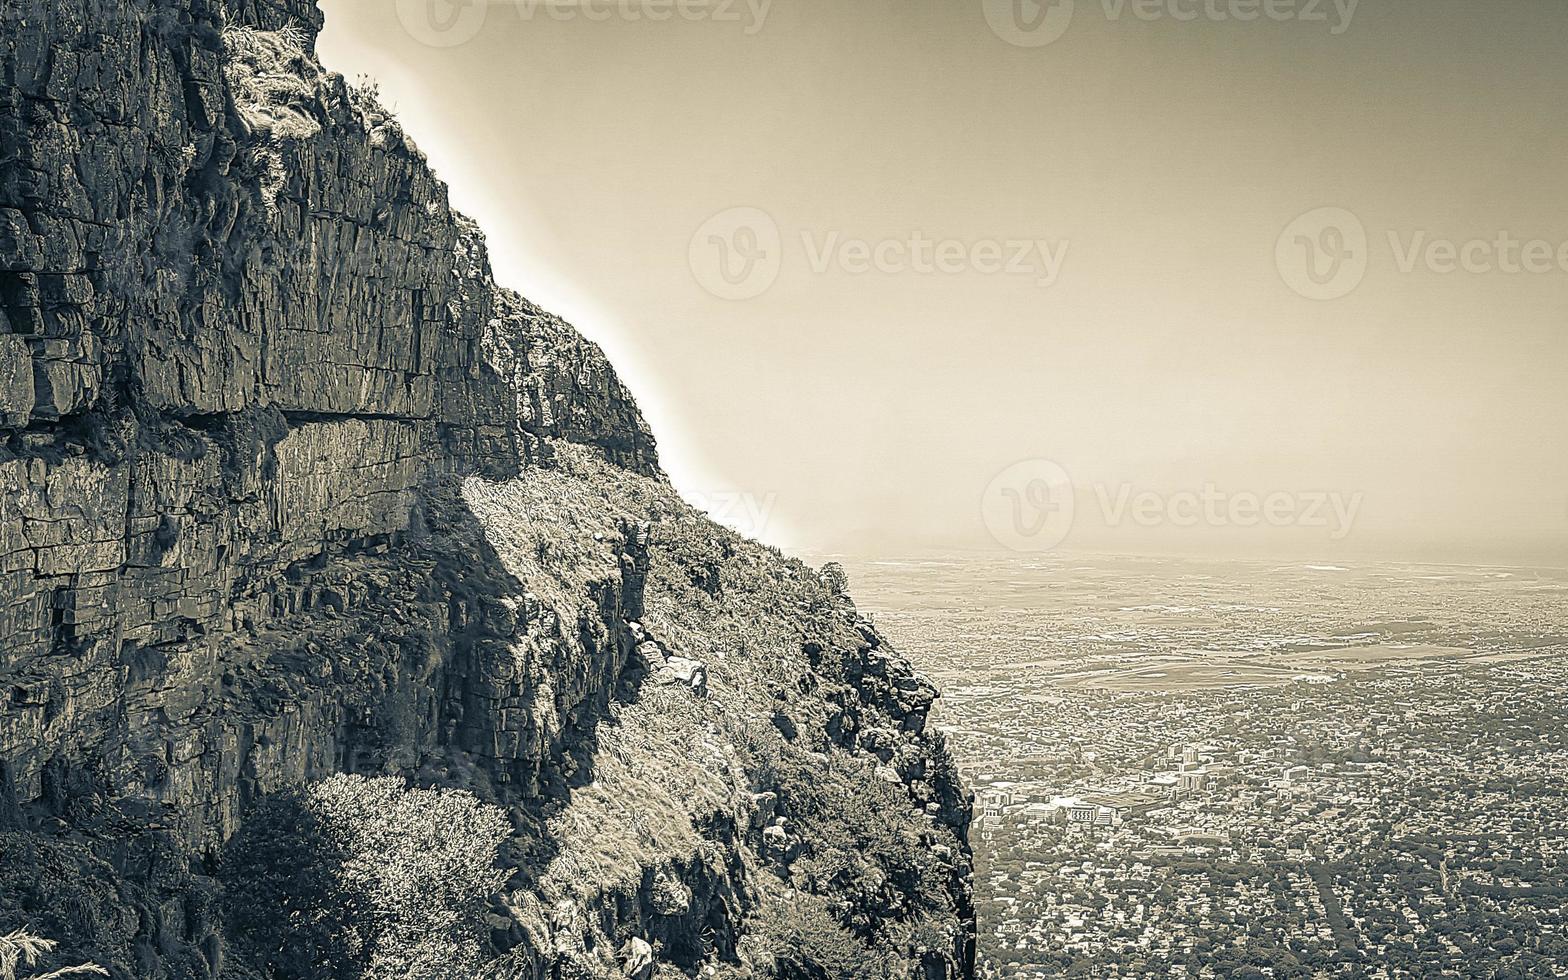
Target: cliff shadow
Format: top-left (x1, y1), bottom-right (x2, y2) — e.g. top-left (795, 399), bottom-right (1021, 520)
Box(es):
top-left (416, 477), bottom-right (653, 894)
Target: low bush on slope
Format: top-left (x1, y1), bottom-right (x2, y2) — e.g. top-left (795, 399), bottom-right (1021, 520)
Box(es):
top-left (222, 775), bottom-right (509, 980)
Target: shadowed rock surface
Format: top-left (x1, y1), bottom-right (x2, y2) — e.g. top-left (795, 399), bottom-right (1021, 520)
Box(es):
top-left (0, 1), bottom-right (974, 978)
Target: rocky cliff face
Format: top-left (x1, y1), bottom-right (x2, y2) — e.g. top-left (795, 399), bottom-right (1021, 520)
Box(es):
top-left (0, 2), bottom-right (974, 978)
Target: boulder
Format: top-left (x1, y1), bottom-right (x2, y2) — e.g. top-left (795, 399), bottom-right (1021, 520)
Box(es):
top-left (620, 937), bottom-right (654, 980)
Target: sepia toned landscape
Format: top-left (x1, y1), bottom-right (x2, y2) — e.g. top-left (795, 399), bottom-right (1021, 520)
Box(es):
top-left (3, 0), bottom-right (1565, 978)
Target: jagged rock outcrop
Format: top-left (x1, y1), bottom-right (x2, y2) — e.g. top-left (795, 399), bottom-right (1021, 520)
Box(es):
top-left (0, 2), bottom-right (974, 978)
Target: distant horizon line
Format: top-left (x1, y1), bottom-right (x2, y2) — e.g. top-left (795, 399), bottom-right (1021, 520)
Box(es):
top-left (793, 544), bottom-right (1568, 574)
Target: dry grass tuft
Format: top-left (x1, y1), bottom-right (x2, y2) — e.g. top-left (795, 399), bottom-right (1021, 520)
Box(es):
top-left (0, 929), bottom-right (107, 980)
top-left (222, 25), bottom-right (322, 141)
top-left (221, 24), bottom-right (324, 212)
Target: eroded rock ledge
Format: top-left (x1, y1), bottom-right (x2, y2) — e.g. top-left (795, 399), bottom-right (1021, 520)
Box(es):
top-left (0, 2), bottom-right (974, 978)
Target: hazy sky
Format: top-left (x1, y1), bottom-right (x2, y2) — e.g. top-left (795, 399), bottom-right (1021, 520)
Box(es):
top-left (318, 0), bottom-right (1568, 564)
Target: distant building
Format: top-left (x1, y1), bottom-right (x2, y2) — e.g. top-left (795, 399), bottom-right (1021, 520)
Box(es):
top-left (1066, 801), bottom-right (1099, 824)
top-left (1146, 774), bottom-right (1179, 797)
top-left (1063, 787), bottom-right (1169, 825)
top-left (1204, 764), bottom-right (1236, 786)
top-left (978, 786), bottom-right (1018, 823)
top-left (1020, 802), bottom-right (1056, 826)
top-left (1178, 770), bottom-right (1210, 794)
top-left (1177, 829), bottom-right (1225, 848)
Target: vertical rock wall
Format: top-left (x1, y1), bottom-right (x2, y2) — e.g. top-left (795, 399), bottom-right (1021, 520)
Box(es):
top-left (0, 0), bottom-right (656, 818)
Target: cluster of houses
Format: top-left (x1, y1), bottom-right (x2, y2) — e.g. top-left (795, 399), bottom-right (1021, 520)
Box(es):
top-left (976, 742), bottom-right (1247, 833)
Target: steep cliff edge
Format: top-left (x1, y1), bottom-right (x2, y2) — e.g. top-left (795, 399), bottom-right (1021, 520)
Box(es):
top-left (0, 2), bottom-right (974, 979)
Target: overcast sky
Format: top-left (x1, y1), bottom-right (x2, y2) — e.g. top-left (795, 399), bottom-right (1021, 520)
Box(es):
top-left (318, 0), bottom-right (1568, 565)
